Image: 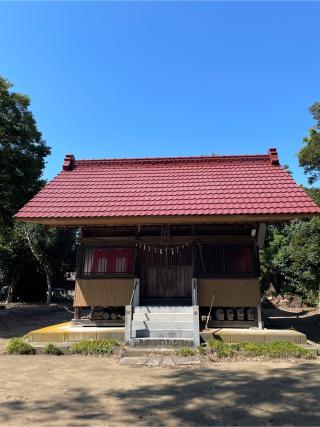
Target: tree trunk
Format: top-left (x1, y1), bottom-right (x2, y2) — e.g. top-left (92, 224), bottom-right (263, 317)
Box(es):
top-left (44, 265), bottom-right (53, 305)
top-left (5, 273), bottom-right (19, 304)
top-left (24, 228), bottom-right (53, 305)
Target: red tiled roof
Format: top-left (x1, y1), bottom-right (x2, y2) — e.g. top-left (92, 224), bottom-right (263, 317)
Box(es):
top-left (14, 149), bottom-right (320, 223)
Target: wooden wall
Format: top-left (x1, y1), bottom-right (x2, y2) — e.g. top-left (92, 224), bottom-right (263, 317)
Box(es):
top-left (197, 278), bottom-right (260, 307)
top-left (141, 266), bottom-right (193, 298)
top-left (74, 278), bottom-right (134, 307)
top-left (74, 277), bottom-right (260, 307)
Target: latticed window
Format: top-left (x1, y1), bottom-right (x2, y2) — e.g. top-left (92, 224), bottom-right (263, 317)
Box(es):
top-left (197, 244), bottom-right (257, 277)
top-left (81, 247), bottom-right (134, 276)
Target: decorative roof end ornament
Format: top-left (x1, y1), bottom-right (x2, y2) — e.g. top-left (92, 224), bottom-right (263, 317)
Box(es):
top-left (268, 148), bottom-right (280, 166)
top-left (63, 154), bottom-right (76, 171)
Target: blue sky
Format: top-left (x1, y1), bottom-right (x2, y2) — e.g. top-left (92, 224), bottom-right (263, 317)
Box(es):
top-left (0, 2), bottom-right (319, 184)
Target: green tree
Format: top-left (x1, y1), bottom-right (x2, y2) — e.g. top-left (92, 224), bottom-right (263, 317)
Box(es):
top-left (261, 103), bottom-right (320, 306)
top-left (260, 225), bottom-right (283, 296)
top-left (23, 223), bottom-right (77, 304)
top-left (304, 187), bottom-right (320, 207)
top-left (0, 224), bottom-right (29, 302)
top-left (0, 222), bottom-right (77, 304)
top-left (0, 77), bottom-right (78, 304)
top-left (0, 76), bottom-right (50, 224)
top-left (0, 77), bottom-right (51, 302)
top-left (298, 102), bottom-right (320, 184)
top-left (262, 219), bottom-right (320, 306)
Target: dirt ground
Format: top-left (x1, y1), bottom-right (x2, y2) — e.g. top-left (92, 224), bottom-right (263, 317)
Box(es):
top-left (262, 305), bottom-right (320, 343)
top-left (0, 304), bottom-right (73, 352)
top-left (0, 356), bottom-right (319, 426)
top-left (0, 305), bottom-right (320, 425)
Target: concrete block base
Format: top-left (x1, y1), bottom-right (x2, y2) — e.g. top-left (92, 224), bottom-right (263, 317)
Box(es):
top-left (27, 322), bottom-right (125, 343)
top-left (201, 328), bottom-right (307, 344)
top-left (26, 322), bottom-right (307, 347)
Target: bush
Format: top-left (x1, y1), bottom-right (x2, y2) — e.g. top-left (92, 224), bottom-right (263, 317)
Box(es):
top-left (6, 338), bottom-right (35, 355)
top-left (208, 339), bottom-right (315, 359)
top-left (70, 339), bottom-right (117, 356)
top-left (44, 343), bottom-right (63, 356)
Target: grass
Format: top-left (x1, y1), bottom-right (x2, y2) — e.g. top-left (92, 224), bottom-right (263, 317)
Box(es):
top-left (208, 339), bottom-right (316, 359)
top-left (69, 339), bottom-right (118, 356)
top-left (239, 341), bottom-right (315, 359)
top-left (6, 337), bottom-right (35, 355)
top-left (176, 345), bottom-right (207, 357)
top-left (176, 347), bottom-right (196, 357)
top-left (197, 344), bottom-right (207, 355)
top-left (208, 339), bottom-right (238, 358)
top-left (43, 343), bottom-right (63, 356)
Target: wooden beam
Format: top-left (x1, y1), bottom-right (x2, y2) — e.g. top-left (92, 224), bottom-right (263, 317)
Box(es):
top-left (257, 223), bottom-right (267, 249)
top-left (14, 213), bottom-right (319, 227)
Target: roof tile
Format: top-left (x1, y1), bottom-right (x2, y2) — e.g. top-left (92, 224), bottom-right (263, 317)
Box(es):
top-left (14, 150), bottom-right (320, 221)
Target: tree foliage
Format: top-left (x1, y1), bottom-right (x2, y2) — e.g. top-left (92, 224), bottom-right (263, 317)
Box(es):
top-left (261, 102), bottom-right (320, 306)
top-left (304, 186), bottom-right (320, 207)
top-left (298, 102), bottom-right (320, 184)
top-left (261, 219), bottom-right (320, 305)
top-left (0, 224), bottom-right (31, 302)
top-left (0, 77), bottom-right (51, 225)
top-left (0, 222), bottom-right (77, 303)
top-left (0, 76), bottom-right (77, 303)
top-left (22, 223), bottom-right (77, 304)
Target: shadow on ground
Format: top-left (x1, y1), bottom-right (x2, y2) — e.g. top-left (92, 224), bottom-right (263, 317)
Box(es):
top-left (0, 359), bottom-right (319, 426)
top-left (103, 363), bottom-right (320, 426)
top-left (262, 304), bottom-right (320, 343)
top-left (0, 304), bottom-right (73, 339)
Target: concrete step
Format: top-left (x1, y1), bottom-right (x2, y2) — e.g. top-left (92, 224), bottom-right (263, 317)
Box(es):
top-left (133, 312), bottom-right (194, 321)
top-left (131, 338), bottom-right (195, 348)
top-left (132, 320), bottom-right (194, 330)
top-left (119, 356), bottom-right (201, 367)
top-left (134, 306), bottom-right (194, 313)
top-left (123, 347), bottom-right (176, 357)
top-left (133, 329), bottom-right (194, 339)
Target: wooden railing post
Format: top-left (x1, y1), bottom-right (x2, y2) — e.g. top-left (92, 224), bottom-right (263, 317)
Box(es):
top-left (125, 305), bottom-right (133, 345)
top-left (193, 305), bottom-right (200, 347)
top-left (257, 304), bottom-right (263, 330)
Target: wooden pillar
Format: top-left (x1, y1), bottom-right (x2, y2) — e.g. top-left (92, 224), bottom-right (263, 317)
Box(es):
top-left (74, 307), bottom-right (81, 321)
top-left (257, 223), bottom-right (267, 249)
top-left (257, 304), bottom-right (263, 330)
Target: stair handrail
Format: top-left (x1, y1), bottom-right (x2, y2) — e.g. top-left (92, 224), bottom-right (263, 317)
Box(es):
top-left (126, 278), bottom-right (140, 344)
top-left (130, 278), bottom-right (140, 307)
top-left (192, 278), bottom-right (198, 305)
top-left (205, 292), bottom-right (215, 330)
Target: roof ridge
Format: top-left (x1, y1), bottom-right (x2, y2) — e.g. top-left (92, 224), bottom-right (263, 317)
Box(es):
top-left (73, 153), bottom-right (271, 168)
